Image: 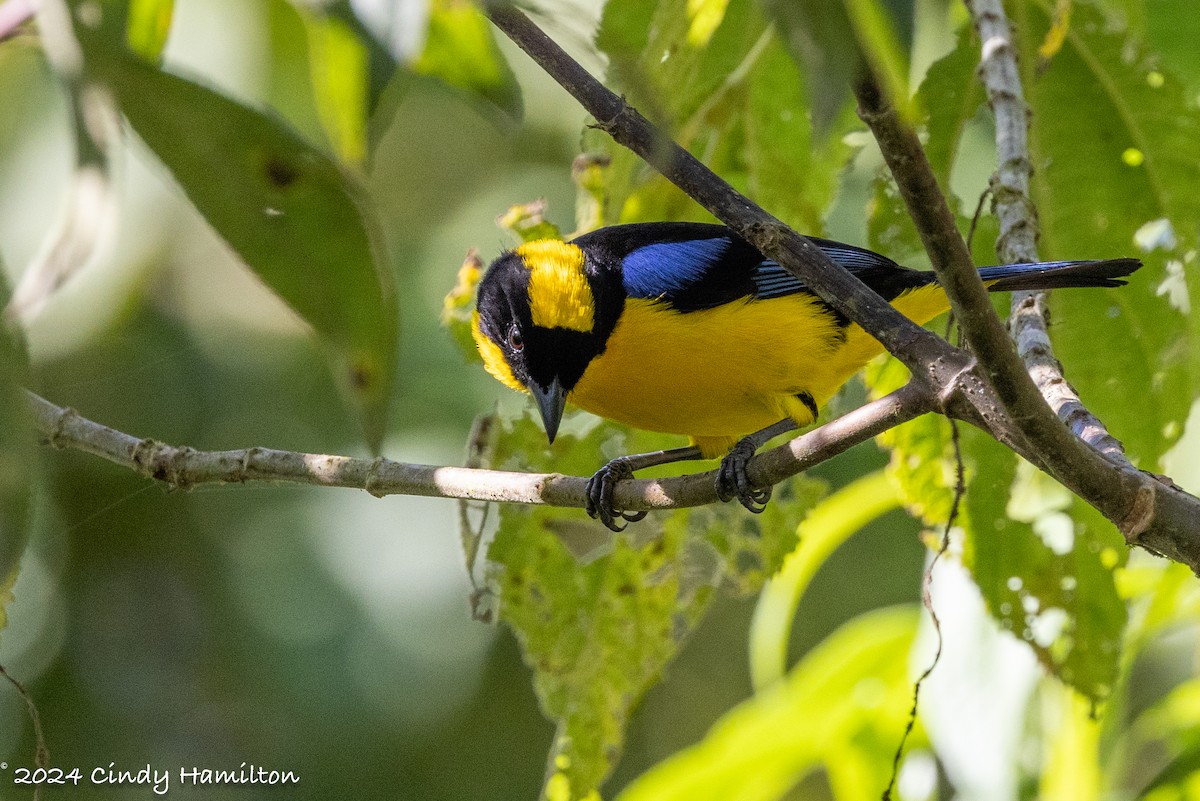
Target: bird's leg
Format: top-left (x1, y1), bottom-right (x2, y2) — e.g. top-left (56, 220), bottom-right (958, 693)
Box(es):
top-left (715, 418), bottom-right (799, 513)
top-left (586, 445), bottom-right (703, 532)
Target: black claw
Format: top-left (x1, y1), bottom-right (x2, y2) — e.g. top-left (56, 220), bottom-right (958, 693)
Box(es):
top-left (586, 458), bottom-right (646, 532)
top-left (716, 437), bottom-right (772, 514)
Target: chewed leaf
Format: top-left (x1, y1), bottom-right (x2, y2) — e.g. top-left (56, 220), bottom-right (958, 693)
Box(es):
top-left (482, 411), bottom-right (819, 800)
top-left (497, 199), bottom-right (562, 244)
top-left (1020, 1), bottom-right (1200, 466)
top-left (77, 38), bottom-right (397, 452)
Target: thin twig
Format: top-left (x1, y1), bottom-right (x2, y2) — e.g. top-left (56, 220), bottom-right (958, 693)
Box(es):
top-left (882, 420), bottom-right (962, 801)
top-left (0, 661), bottom-right (48, 801)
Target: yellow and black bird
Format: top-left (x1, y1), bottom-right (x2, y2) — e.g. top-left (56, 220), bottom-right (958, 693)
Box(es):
top-left (472, 222), bottom-right (1140, 530)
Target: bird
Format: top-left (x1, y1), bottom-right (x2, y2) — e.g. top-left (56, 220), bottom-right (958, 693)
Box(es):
top-left (471, 221), bottom-right (1141, 531)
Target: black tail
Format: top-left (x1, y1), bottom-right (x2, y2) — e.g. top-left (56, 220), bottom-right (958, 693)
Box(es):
top-left (977, 258), bottom-right (1142, 292)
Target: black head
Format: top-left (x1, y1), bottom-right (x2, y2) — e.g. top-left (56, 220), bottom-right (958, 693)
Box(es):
top-left (472, 241), bottom-right (622, 442)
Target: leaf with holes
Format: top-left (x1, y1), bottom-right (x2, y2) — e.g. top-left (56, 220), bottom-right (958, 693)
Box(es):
top-left (484, 410), bottom-right (816, 800)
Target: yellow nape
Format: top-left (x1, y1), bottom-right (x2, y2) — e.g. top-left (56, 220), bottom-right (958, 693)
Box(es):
top-left (517, 240), bottom-right (594, 333)
top-left (471, 311), bottom-right (525, 392)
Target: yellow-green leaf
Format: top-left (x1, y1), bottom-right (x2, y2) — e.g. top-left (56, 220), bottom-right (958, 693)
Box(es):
top-left (304, 12), bottom-right (369, 165)
top-left (482, 409), bottom-right (818, 800)
top-left (414, 0), bottom-right (522, 126)
top-left (126, 0), bottom-right (174, 61)
top-left (617, 607), bottom-right (920, 801)
top-left (749, 470), bottom-right (900, 690)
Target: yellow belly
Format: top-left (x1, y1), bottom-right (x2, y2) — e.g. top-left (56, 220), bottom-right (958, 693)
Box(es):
top-left (567, 287), bottom-right (950, 457)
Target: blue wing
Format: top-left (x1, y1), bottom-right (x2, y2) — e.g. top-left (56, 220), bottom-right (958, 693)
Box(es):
top-left (575, 222), bottom-right (928, 312)
top-left (621, 237), bottom-right (733, 299)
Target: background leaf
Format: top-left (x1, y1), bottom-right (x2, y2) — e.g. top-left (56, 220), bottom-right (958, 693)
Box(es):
top-left (0, 264), bottom-right (32, 622)
top-left (1015, 0), bottom-right (1200, 467)
top-left (125, 0), bottom-right (174, 61)
top-left (76, 37), bottom-right (397, 452)
top-left (301, 8), bottom-right (370, 166)
top-left (616, 607), bottom-right (921, 801)
top-left (413, 0), bottom-right (523, 128)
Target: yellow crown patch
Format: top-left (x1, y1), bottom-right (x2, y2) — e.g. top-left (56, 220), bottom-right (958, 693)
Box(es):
top-left (517, 240), bottom-right (595, 333)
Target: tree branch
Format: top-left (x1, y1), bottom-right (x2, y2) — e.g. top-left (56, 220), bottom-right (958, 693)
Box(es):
top-left (24, 386), bottom-right (929, 515)
top-left (851, 73), bottom-right (1123, 499)
top-left (848, 7), bottom-right (1200, 565)
top-left (967, 0), bottom-right (1133, 467)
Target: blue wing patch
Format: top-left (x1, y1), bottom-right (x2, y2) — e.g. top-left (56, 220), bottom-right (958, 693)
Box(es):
top-left (621, 237), bottom-right (731, 299)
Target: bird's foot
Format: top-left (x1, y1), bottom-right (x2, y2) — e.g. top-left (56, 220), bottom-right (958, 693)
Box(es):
top-left (586, 457), bottom-right (649, 532)
top-left (715, 436), bottom-right (772, 514)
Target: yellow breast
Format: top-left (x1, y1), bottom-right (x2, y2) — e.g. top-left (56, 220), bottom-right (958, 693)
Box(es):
top-left (568, 285), bottom-right (950, 457)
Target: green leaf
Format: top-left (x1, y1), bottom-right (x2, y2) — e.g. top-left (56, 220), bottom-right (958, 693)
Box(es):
top-left (1016, 0), bottom-right (1200, 467)
top-left (842, 0), bottom-right (913, 108)
top-left (303, 12), bottom-right (369, 165)
top-left (616, 607), bottom-right (920, 801)
top-left (760, 0), bottom-right (861, 137)
top-left (78, 41), bottom-right (397, 452)
top-left (1039, 686), bottom-right (1102, 801)
top-left (749, 470), bottom-right (901, 690)
top-left (589, 0), bottom-right (770, 225)
top-left (1140, 0), bottom-right (1200, 96)
top-left (864, 357), bottom-right (959, 523)
top-left (763, 0), bottom-right (914, 136)
top-left (864, 364), bottom-right (1125, 701)
top-left (413, 0), bottom-right (522, 127)
top-left (919, 24), bottom-right (986, 190)
top-left (964, 433), bottom-right (1125, 702)
top-left (483, 410), bottom-right (820, 800)
top-left (746, 38), bottom-right (856, 233)
top-left (860, 14), bottom-right (1133, 699)
top-left (126, 0), bottom-right (174, 61)
top-left (0, 264), bottom-right (33, 622)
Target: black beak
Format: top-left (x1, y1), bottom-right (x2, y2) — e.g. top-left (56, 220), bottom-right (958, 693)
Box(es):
top-left (530, 378), bottom-right (566, 444)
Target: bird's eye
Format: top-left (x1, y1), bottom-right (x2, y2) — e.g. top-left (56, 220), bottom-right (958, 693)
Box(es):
top-left (508, 329), bottom-right (524, 351)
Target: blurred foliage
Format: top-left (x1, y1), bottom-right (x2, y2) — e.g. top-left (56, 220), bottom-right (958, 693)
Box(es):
top-left (413, 0), bottom-right (522, 128)
top-left (0, 0), bottom-right (1199, 801)
top-left (617, 606), bottom-right (922, 801)
top-left (0, 263), bottom-right (32, 611)
top-left (68, 0), bottom-right (399, 453)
